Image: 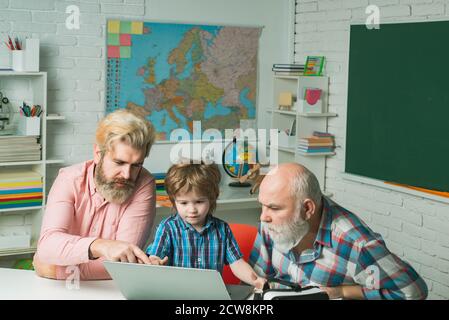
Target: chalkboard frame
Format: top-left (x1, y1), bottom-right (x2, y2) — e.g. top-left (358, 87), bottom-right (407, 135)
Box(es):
top-left (345, 20), bottom-right (449, 193)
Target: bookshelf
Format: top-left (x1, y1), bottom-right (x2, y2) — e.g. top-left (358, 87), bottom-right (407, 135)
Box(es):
top-left (0, 71), bottom-right (64, 257)
top-left (269, 75), bottom-right (337, 193)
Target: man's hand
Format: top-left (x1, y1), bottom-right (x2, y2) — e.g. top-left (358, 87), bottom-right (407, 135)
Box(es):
top-left (33, 258), bottom-right (57, 279)
top-left (320, 285), bottom-right (365, 299)
top-left (252, 275), bottom-right (267, 290)
top-left (89, 239), bottom-right (151, 264)
top-left (148, 255), bottom-right (169, 265)
top-left (320, 286), bottom-right (343, 299)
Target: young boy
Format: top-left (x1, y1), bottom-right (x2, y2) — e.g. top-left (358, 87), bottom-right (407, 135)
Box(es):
top-left (146, 162), bottom-right (266, 289)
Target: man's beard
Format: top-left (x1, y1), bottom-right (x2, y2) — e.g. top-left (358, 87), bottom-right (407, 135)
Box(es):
top-left (94, 159), bottom-right (136, 205)
top-left (262, 210), bottom-right (310, 253)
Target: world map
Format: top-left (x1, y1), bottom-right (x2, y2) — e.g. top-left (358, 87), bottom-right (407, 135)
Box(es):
top-left (106, 20), bottom-right (261, 141)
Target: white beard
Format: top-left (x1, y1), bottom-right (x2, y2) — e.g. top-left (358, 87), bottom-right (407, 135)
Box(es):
top-left (262, 213), bottom-right (310, 253)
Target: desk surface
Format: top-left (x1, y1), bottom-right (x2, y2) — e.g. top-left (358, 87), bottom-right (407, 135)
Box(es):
top-left (0, 268), bottom-right (124, 300)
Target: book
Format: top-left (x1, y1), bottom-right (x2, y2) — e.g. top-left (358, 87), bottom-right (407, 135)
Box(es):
top-left (313, 131), bottom-right (334, 137)
top-left (0, 170), bottom-right (42, 183)
top-left (299, 137), bottom-right (334, 143)
top-left (273, 64), bottom-right (305, 68)
top-left (298, 143), bottom-right (334, 148)
top-left (304, 56), bottom-right (325, 76)
top-left (297, 148), bottom-right (334, 153)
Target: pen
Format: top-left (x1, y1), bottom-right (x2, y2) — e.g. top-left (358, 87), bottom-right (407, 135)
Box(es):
top-left (7, 36), bottom-right (14, 50)
top-left (14, 37), bottom-right (21, 50)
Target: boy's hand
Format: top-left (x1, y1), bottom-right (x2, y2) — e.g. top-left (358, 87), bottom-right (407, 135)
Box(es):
top-left (147, 255), bottom-right (169, 265)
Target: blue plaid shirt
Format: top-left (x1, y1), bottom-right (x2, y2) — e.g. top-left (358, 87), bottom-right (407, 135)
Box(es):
top-left (146, 214), bottom-right (242, 273)
top-left (249, 197), bottom-right (428, 300)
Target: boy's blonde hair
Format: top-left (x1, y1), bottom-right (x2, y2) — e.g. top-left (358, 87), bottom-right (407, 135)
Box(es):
top-left (96, 109), bottom-right (155, 156)
top-left (165, 162), bottom-right (221, 215)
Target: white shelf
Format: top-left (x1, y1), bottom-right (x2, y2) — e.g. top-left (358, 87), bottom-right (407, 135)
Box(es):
top-left (47, 115), bottom-right (65, 121)
top-left (0, 72), bottom-right (47, 256)
top-left (0, 71), bottom-right (45, 76)
top-left (298, 112), bottom-right (338, 118)
top-left (271, 74), bottom-right (335, 192)
top-left (0, 206), bottom-right (44, 213)
top-left (0, 160), bottom-right (43, 166)
top-left (297, 152), bottom-right (336, 157)
top-left (0, 159), bottom-right (64, 166)
top-left (274, 75), bottom-right (300, 80)
top-left (273, 146), bottom-right (295, 154)
top-left (0, 246), bottom-right (37, 257)
top-left (272, 109), bottom-right (296, 116)
top-left (46, 159), bottom-right (64, 164)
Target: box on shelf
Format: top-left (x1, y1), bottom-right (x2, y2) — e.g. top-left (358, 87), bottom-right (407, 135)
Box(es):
top-left (278, 130), bottom-right (296, 148)
top-left (18, 117), bottom-right (40, 136)
top-left (24, 39), bottom-right (39, 72)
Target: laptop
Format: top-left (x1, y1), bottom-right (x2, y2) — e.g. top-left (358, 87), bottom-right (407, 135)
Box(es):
top-left (103, 261), bottom-right (254, 300)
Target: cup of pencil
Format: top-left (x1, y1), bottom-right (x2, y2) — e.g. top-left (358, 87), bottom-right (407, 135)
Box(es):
top-left (4, 36), bottom-right (24, 72)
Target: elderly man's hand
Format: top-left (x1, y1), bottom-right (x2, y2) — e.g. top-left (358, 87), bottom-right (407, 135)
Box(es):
top-left (320, 286), bottom-right (343, 299)
top-left (320, 285), bottom-right (364, 299)
top-left (33, 258), bottom-right (57, 279)
top-left (253, 276), bottom-right (267, 290)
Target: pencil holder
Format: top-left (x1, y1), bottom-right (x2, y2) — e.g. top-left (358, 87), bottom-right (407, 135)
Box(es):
top-left (12, 50), bottom-right (25, 72)
top-left (18, 117), bottom-right (40, 136)
top-left (25, 39), bottom-right (39, 72)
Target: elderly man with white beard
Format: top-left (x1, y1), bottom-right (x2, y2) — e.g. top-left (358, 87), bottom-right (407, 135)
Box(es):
top-left (249, 163), bottom-right (428, 300)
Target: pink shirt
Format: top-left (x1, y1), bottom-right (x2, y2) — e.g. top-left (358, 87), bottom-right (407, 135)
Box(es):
top-left (34, 160), bottom-right (156, 280)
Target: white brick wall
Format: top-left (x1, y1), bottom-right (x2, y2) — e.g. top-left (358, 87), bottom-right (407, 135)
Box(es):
top-left (0, 0), bottom-right (290, 266)
top-left (295, 0), bottom-right (449, 299)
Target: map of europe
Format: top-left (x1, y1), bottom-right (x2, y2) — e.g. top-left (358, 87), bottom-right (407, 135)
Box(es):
top-left (106, 20), bottom-right (261, 141)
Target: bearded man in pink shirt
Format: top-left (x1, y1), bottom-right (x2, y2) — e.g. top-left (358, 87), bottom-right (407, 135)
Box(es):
top-left (33, 109), bottom-right (164, 280)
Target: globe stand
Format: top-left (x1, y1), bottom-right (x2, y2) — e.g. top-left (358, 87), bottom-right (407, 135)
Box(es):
top-left (228, 159), bottom-right (251, 187)
top-left (228, 181), bottom-right (251, 187)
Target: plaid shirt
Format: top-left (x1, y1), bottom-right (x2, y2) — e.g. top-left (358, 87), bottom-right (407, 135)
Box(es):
top-left (146, 214), bottom-right (242, 273)
top-left (249, 197), bottom-right (428, 300)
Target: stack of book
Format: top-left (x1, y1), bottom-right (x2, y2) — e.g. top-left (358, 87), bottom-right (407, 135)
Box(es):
top-left (298, 131), bottom-right (335, 154)
top-left (272, 64), bottom-right (305, 76)
top-left (153, 172), bottom-right (172, 208)
top-left (0, 170), bottom-right (43, 209)
top-left (0, 136), bottom-right (41, 162)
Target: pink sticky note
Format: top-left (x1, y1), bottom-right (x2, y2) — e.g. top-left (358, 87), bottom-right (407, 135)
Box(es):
top-left (120, 34), bottom-right (131, 46)
top-left (108, 46), bottom-right (120, 58)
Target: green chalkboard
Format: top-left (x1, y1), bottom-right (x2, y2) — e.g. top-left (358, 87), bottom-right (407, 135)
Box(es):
top-left (346, 21), bottom-right (449, 192)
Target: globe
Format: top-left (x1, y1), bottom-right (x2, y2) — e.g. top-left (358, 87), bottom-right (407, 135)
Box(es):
top-left (222, 138), bottom-right (258, 187)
